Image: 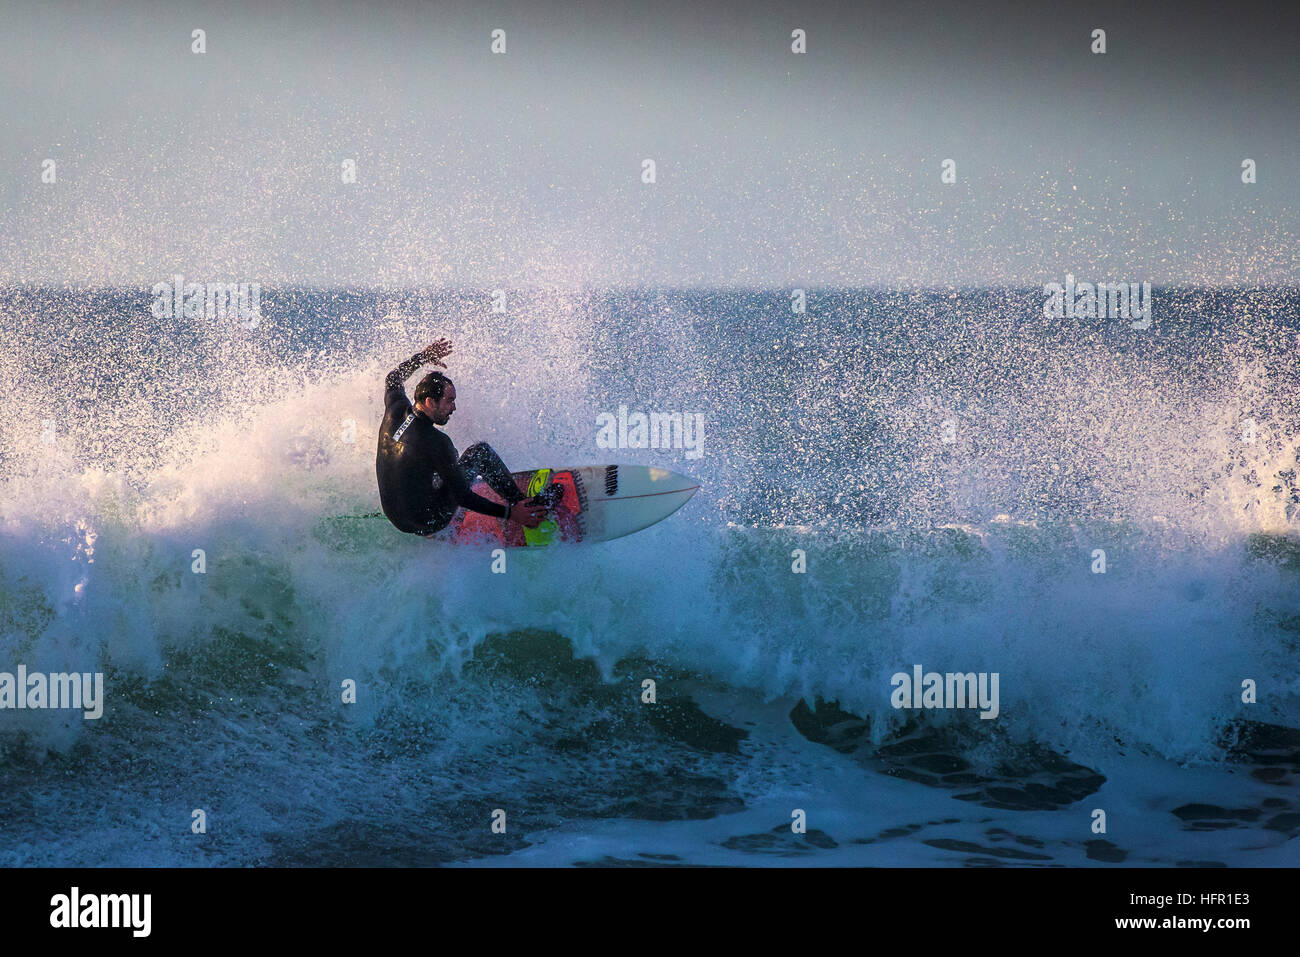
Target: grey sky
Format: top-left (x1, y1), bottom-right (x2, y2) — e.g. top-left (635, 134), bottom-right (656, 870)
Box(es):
top-left (2, 0), bottom-right (1297, 287)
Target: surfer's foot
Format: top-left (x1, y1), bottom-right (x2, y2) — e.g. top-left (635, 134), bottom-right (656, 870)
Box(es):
top-left (527, 485), bottom-right (565, 511)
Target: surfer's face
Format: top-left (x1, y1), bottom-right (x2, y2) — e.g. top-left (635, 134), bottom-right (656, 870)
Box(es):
top-left (426, 385), bottom-right (456, 425)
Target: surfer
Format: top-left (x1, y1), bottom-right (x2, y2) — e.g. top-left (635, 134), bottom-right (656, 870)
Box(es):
top-left (376, 339), bottom-right (551, 535)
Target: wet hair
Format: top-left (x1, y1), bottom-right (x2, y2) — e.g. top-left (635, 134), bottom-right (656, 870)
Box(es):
top-left (414, 371), bottom-right (453, 404)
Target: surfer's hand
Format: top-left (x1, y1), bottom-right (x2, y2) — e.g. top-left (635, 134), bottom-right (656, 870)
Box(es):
top-left (508, 500), bottom-right (547, 528)
top-left (418, 339), bottom-right (453, 367)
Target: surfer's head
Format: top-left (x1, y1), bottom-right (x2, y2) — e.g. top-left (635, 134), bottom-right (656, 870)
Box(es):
top-left (414, 372), bottom-right (456, 424)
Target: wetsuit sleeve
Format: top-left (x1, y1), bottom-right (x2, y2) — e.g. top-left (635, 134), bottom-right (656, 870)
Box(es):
top-left (428, 436), bottom-right (509, 519)
top-left (384, 353), bottom-right (425, 409)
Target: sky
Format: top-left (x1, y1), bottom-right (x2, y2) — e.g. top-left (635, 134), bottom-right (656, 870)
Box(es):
top-left (1, 0), bottom-right (1297, 287)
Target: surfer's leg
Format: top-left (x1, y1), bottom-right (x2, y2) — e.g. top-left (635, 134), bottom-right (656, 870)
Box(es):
top-left (458, 443), bottom-right (526, 504)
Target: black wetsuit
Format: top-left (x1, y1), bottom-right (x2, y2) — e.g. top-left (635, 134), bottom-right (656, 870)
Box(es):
top-left (376, 353), bottom-right (525, 535)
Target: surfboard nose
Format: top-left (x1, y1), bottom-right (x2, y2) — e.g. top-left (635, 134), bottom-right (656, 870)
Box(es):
top-left (582, 465), bottom-right (700, 541)
top-left (643, 467), bottom-right (701, 493)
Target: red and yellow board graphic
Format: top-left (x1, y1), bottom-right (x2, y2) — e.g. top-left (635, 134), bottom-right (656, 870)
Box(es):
top-left (449, 467), bottom-right (586, 547)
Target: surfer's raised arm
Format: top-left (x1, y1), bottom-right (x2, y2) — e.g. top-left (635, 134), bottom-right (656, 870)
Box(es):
top-left (384, 338), bottom-right (454, 406)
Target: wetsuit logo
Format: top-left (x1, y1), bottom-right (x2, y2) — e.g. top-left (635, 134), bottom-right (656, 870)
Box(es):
top-left (392, 411), bottom-right (416, 444)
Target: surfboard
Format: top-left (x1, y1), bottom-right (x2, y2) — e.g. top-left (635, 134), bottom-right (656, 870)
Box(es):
top-left (449, 465), bottom-right (699, 547)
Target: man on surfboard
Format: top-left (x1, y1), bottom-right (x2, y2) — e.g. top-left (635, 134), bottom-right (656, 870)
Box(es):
top-left (376, 339), bottom-right (551, 535)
